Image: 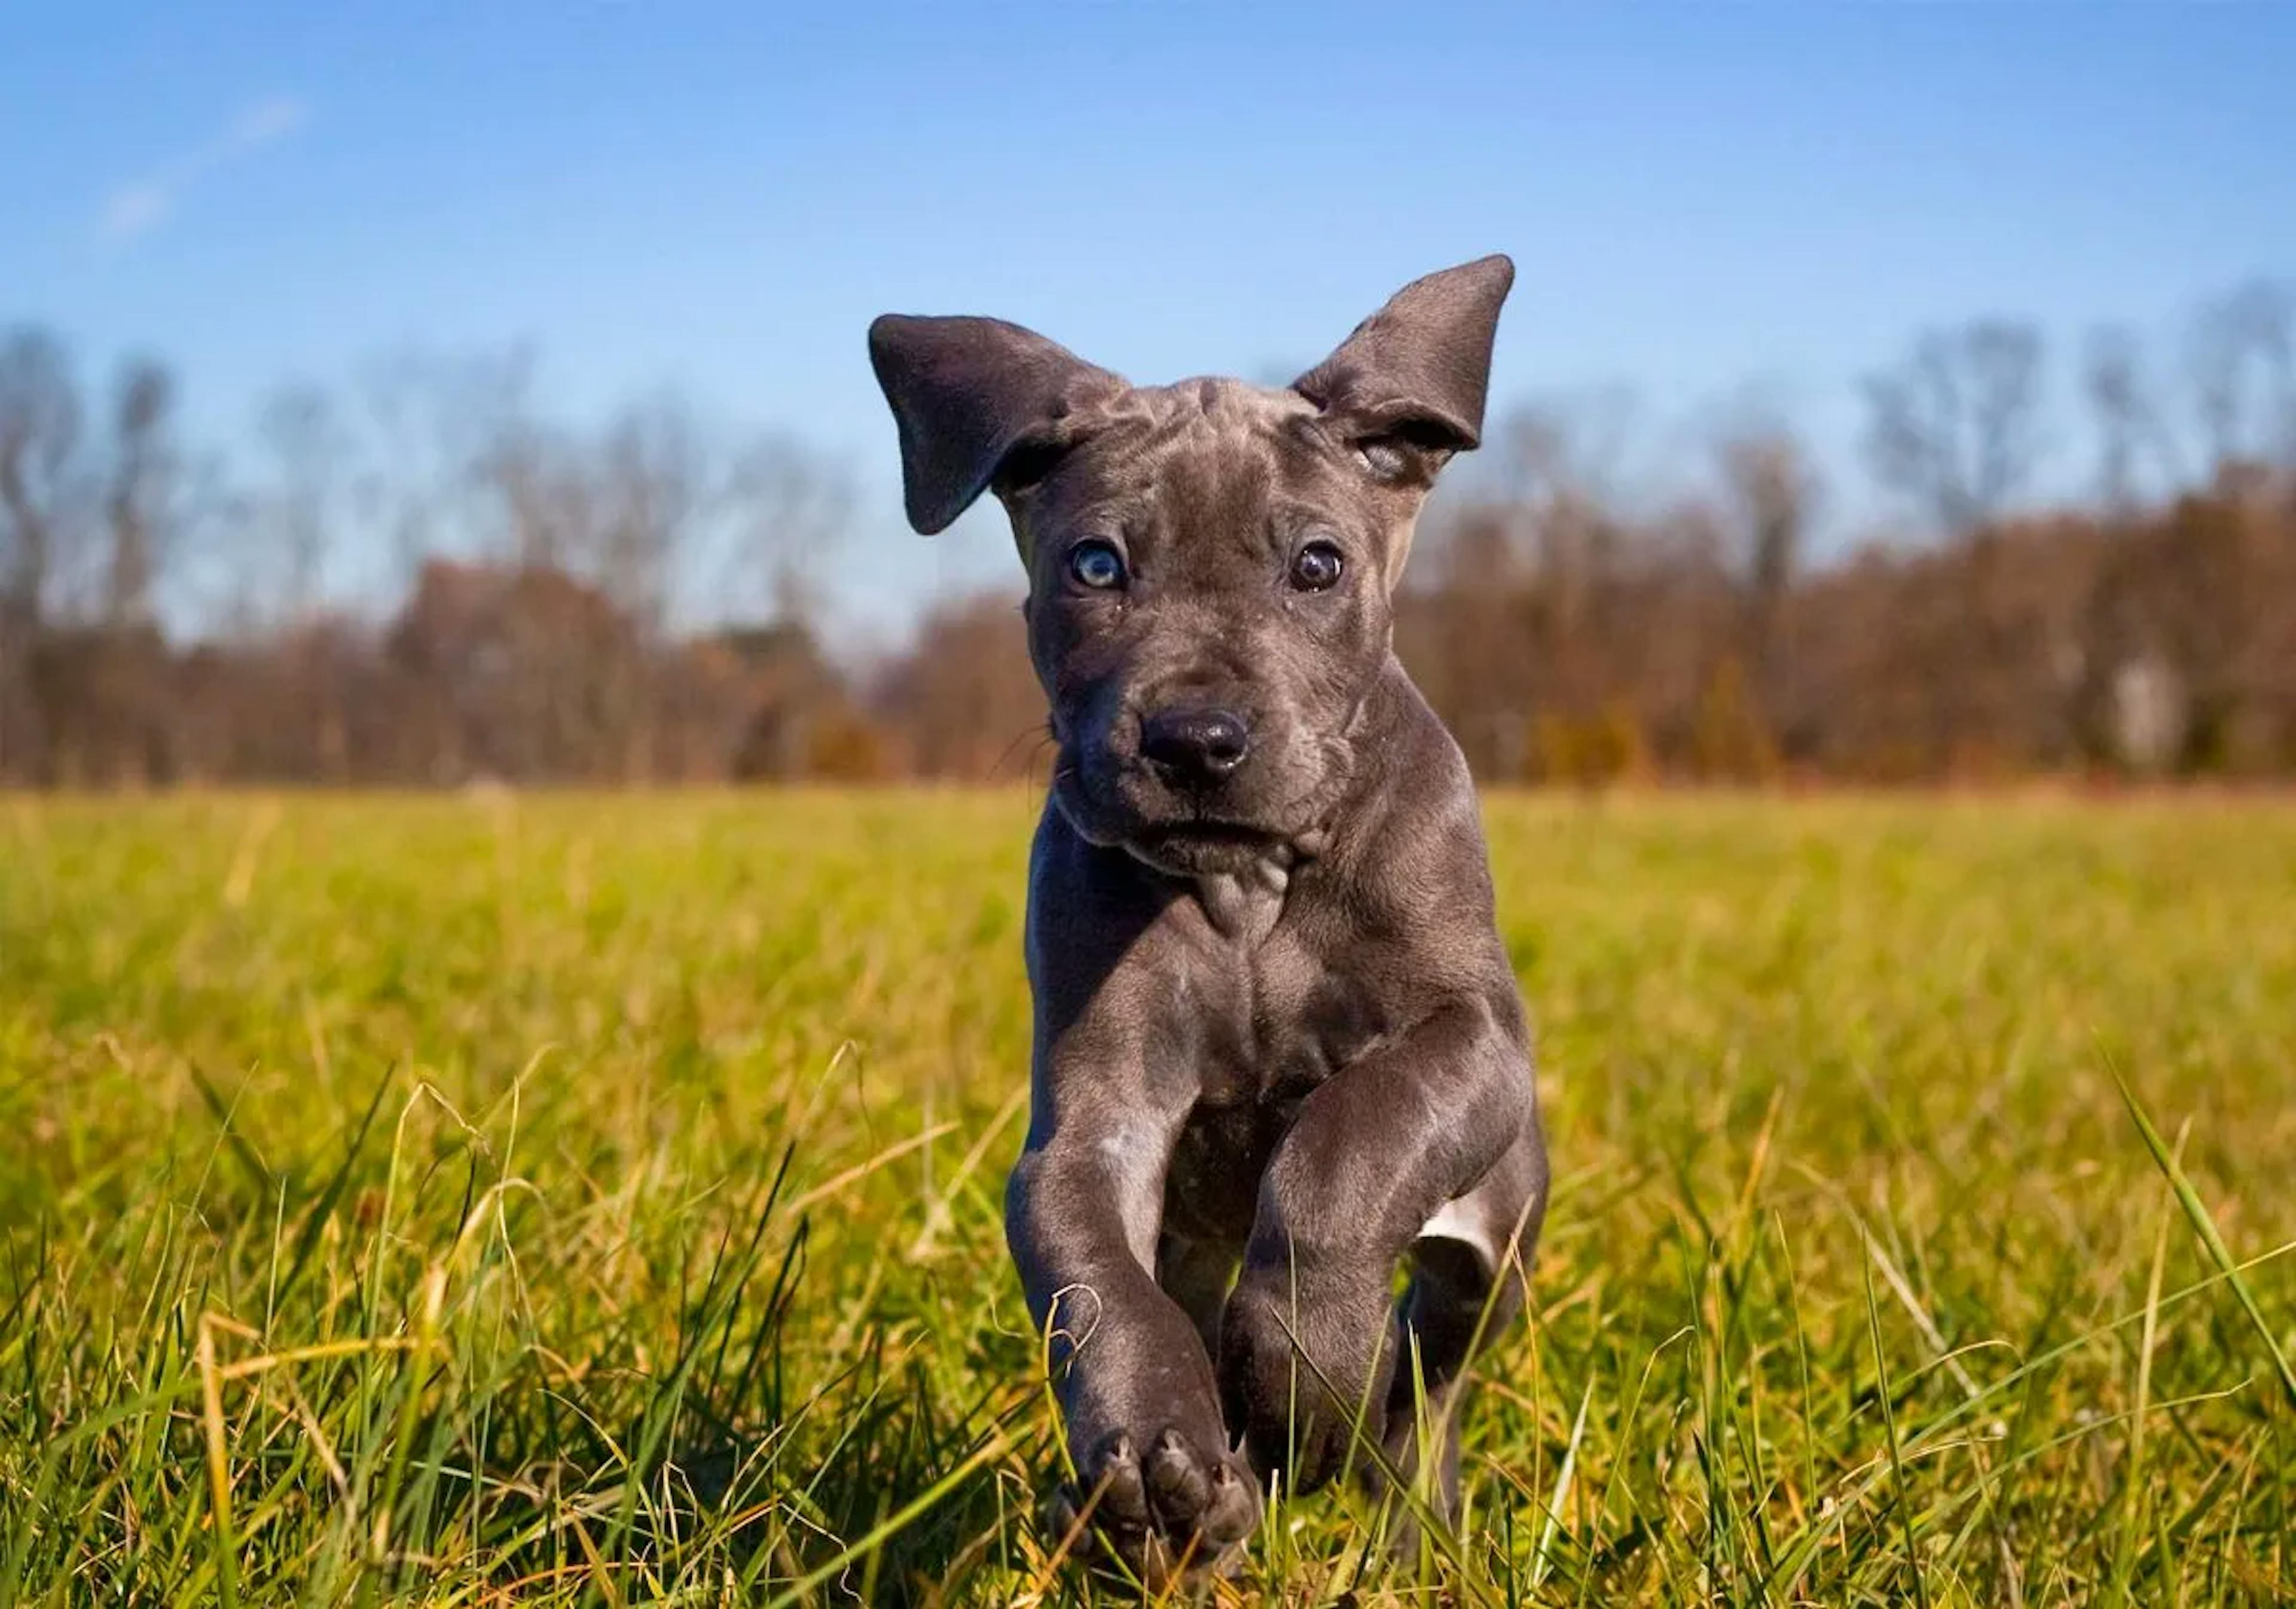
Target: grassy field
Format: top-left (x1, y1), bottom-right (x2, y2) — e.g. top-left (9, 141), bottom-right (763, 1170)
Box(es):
top-left (2, 791), bottom-right (2292, 1606)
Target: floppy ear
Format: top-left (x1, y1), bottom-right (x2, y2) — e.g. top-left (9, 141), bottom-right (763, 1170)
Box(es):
top-left (867, 314), bottom-right (1127, 535)
top-left (1291, 254), bottom-right (1514, 475)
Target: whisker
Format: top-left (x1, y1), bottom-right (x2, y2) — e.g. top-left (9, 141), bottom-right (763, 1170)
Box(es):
top-left (988, 719), bottom-right (1060, 783)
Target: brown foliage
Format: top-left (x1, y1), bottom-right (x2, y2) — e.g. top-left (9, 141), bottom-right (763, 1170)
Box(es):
top-left (4, 294), bottom-right (2294, 790)
top-left (4, 486), bottom-right (2292, 790)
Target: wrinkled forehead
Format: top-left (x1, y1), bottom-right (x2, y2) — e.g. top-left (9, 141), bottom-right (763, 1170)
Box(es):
top-left (1024, 378), bottom-right (1366, 548)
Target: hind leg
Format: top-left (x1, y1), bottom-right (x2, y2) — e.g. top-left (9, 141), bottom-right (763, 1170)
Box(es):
top-left (1371, 1125), bottom-right (1547, 1535)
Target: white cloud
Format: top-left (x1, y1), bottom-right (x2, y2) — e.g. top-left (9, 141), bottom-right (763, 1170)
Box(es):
top-left (100, 95), bottom-right (310, 243)
top-left (231, 97), bottom-right (309, 146)
top-left (102, 185), bottom-right (172, 239)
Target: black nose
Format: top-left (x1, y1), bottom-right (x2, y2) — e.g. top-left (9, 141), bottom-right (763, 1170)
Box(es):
top-left (1141, 706), bottom-right (1251, 787)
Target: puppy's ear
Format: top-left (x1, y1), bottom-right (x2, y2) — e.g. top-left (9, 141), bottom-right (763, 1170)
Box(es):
top-left (1292, 255), bottom-right (1514, 480)
top-left (868, 315), bottom-right (1127, 535)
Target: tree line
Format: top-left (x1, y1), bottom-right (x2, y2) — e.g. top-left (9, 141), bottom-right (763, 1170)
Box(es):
top-left (2, 279), bottom-right (2292, 789)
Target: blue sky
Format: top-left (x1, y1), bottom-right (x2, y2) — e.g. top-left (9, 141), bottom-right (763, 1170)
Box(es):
top-left (5, 2), bottom-right (2293, 635)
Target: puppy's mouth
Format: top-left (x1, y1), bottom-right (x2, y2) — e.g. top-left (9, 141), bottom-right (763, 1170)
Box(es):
top-left (1054, 767), bottom-right (1302, 874)
top-left (1125, 819), bottom-right (1296, 877)
top-left (1134, 822), bottom-right (1294, 858)
top-left (1135, 819), bottom-right (1281, 850)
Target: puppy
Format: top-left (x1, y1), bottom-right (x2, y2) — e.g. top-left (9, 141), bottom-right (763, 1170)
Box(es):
top-left (869, 257), bottom-right (1546, 1583)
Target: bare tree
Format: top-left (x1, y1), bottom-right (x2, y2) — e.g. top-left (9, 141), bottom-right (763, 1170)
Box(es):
top-left (721, 432), bottom-right (853, 627)
top-left (2086, 325), bottom-right (2146, 516)
top-left (595, 393), bottom-right (709, 636)
top-left (1497, 389), bottom-right (1640, 521)
top-left (0, 328), bottom-right (86, 628)
top-left (360, 346), bottom-right (530, 587)
top-left (104, 358), bottom-right (179, 629)
top-left (2248, 282), bottom-right (2296, 465)
top-left (2083, 325), bottom-right (2197, 514)
top-left (1712, 415), bottom-right (1819, 726)
top-left (487, 422), bottom-right (596, 576)
top-left (248, 381), bottom-right (355, 780)
top-left (2187, 280), bottom-right (2295, 481)
top-left (1863, 320), bottom-right (2045, 538)
top-left (1715, 420), bottom-right (1816, 607)
top-left (0, 329), bottom-right (88, 779)
top-left (1491, 390), bottom-right (1645, 604)
top-left (583, 393), bottom-right (710, 781)
top-left (258, 382), bottom-right (349, 622)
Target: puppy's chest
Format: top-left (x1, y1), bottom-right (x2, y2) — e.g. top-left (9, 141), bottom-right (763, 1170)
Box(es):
top-left (1188, 936), bottom-right (1382, 1094)
top-left (1158, 926), bottom-right (1391, 1240)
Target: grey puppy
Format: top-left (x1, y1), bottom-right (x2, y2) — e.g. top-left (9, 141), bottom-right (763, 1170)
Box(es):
top-left (868, 257), bottom-right (1547, 1584)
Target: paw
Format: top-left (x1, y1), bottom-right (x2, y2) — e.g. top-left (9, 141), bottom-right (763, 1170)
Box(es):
top-left (1219, 1278), bottom-right (1396, 1491)
top-left (1045, 1427), bottom-right (1260, 1588)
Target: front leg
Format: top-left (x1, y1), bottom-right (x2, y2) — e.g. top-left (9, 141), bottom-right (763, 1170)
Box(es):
top-left (1220, 993), bottom-right (1534, 1491)
top-left (1007, 1107), bottom-right (1259, 1583)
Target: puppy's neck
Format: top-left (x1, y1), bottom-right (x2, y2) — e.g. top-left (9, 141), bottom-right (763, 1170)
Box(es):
top-left (1193, 856), bottom-right (1293, 947)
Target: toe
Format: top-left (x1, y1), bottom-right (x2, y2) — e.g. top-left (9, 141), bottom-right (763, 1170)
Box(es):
top-left (1144, 1428), bottom-right (1213, 1528)
top-left (1201, 1457), bottom-right (1260, 1545)
top-left (1083, 1429), bottom-right (1150, 1527)
top-left (1043, 1486), bottom-right (1100, 1562)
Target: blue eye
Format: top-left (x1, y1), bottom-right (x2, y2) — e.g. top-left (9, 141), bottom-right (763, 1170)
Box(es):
top-left (1067, 539), bottom-right (1126, 591)
top-left (1290, 539), bottom-right (1345, 591)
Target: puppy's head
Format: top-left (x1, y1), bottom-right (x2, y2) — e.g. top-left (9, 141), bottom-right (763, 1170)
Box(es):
top-left (869, 257), bottom-right (1511, 875)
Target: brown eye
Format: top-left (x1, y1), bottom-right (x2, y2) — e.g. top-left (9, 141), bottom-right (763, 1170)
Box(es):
top-left (1290, 539), bottom-right (1344, 591)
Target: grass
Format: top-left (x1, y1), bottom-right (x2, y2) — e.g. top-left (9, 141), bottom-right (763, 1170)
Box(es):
top-left (2, 789), bottom-right (2292, 1605)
